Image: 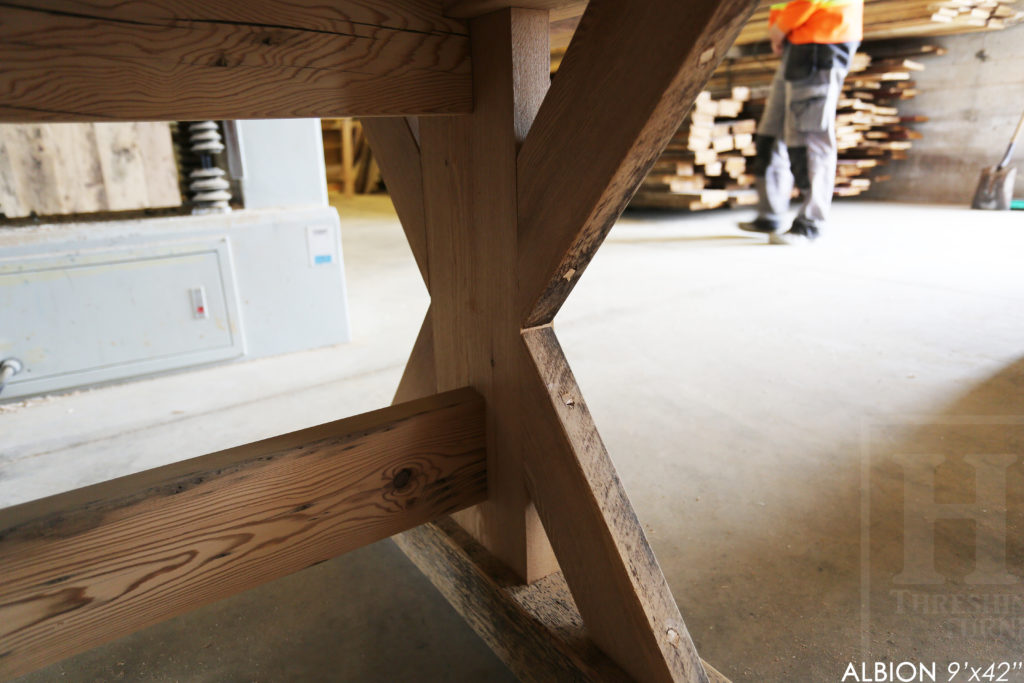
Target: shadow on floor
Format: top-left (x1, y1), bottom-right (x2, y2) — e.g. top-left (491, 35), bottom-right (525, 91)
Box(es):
top-left (680, 356), bottom-right (1024, 681)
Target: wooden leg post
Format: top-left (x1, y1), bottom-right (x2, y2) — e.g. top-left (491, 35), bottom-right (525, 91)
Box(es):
top-left (371, 0), bottom-right (758, 680)
top-left (419, 7), bottom-right (558, 584)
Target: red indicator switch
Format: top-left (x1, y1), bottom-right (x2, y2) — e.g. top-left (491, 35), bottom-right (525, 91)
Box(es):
top-left (189, 287), bottom-right (209, 319)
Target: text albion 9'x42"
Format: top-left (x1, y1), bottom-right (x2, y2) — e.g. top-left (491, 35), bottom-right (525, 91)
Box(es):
top-left (842, 661), bottom-right (1024, 682)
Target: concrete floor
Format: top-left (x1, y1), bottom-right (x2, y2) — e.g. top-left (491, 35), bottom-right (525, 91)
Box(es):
top-left (5, 197), bottom-right (1024, 682)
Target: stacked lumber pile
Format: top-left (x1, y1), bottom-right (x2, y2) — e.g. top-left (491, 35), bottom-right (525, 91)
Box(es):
top-left (632, 45), bottom-right (937, 210)
top-left (633, 89), bottom-right (760, 211)
top-left (321, 118), bottom-right (381, 196)
top-left (929, 0), bottom-right (1024, 29)
top-left (732, 0), bottom-right (1023, 45)
top-left (549, 0), bottom-right (1023, 68)
top-left (831, 52), bottom-right (932, 196)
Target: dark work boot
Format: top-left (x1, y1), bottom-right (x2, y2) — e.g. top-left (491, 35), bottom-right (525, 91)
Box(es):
top-left (738, 217), bottom-right (781, 234)
top-left (769, 216), bottom-right (820, 245)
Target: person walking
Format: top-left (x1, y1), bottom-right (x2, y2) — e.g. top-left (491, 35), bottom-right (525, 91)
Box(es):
top-left (740, 0), bottom-right (863, 244)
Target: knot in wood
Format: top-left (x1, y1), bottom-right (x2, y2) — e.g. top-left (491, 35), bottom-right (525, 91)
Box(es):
top-left (392, 467), bottom-right (413, 490)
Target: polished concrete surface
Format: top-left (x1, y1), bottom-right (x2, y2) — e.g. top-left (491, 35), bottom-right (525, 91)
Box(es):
top-left (5, 197), bottom-right (1024, 682)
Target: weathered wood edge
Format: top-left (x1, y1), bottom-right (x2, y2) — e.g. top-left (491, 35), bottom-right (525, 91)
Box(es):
top-left (361, 117), bottom-right (431, 286)
top-left (519, 327), bottom-right (708, 683)
top-left (394, 306), bottom-right (439, 403)
top-left (516, 0), bottom-right (760, 326)
top-left (395, 518), bottom-right (731, 683)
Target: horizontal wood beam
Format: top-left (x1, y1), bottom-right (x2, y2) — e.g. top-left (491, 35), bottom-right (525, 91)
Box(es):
top-left (0, 388), bottom-right (486, 679)
top-left (23, 0), bottom-right (469, 34)
top-left (0, 1), bottom-right (471, 122)
top-left (443, 0), bottom-right (584, 18)
top-left (396, 518), bottom-right (731, 683)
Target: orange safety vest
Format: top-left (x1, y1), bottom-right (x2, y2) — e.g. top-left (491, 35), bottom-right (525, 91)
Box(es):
top-left (769, 0), bottom-right (864, 45)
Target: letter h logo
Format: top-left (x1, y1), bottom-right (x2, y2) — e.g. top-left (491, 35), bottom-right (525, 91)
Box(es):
top-left (895, 453), bottom-right (1018, 585)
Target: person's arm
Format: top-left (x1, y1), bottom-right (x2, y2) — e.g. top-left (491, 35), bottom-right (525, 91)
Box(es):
top-left (768, 1), bottom-right (818, 54)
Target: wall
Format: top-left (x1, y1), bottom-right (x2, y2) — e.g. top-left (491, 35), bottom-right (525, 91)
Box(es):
top-left (867, 24), bottom-right (1024, 204)
top-left (0, 122), bottom-right (180, 218)
top-left (234, 119), bottom-right (329, 210)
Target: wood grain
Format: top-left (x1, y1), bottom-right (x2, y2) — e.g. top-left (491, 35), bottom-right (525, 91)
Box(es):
top-left (0, 388), bottom-right (486, 679)
top-left (443, 0), bottom-right (584, 19)
top-left (92, 122), bottom-right (151, 211)
top-left (397, 518), bottom-right (732, 683)
top-left (0, 125), bottom-right (65, 216)
top-left (48, 123), bottom-right (108, 213)
top-left (417, 8), bottom-right (557, 583)
top-left (134, 122), bottom-right (182, 208)
top-left (521, 327), bottom-right (708, 683)
top-left (394, 307), bottom-right (439, 404)
top-left (516, 0), bottom-right (759, 326)
top-left (25, 0), bottom-right (468, 36)
top-left (0, 133), bottom-right (26, 218)
top-left (361, 117), bottom-right (430, 286)
top-left (0, 2), bottom-right (471, 122)
top-left (0, 122), bottom-right (179, 217)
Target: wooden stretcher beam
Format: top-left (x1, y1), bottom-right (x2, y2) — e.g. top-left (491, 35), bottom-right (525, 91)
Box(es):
top-left (396, 518), bottom-right (732, 683)
top-left (0, 388), bottom-right (486, 680)
top-left (0, 0), bottom-right (472, 122)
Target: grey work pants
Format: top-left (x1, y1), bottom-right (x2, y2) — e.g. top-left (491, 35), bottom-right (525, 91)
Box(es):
top-left (754, 48), bottom-right (849, 229)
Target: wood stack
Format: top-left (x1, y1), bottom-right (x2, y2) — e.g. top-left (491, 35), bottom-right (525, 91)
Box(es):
top-left (929, 0), bottom-right (1024, 29)
top-left (731, 0), bottom-right (1023, 45)
top-left (633, 89), bottom-right (760, 210)
top-left (632, 44), bottom-right (938, 210)
top-left (549, 0), bottom-right (1023, 68)
top-left (321, 118), bottom-right (382, 196)
top-left (831, 51), bottom-right (932, 196)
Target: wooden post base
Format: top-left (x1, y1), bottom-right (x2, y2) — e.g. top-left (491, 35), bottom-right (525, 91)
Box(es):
top-left (396, 517), bottom-right (731, 683)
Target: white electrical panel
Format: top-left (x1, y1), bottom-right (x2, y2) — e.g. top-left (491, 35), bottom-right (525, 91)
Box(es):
top-left (0, 239), bottom-right (244, 398)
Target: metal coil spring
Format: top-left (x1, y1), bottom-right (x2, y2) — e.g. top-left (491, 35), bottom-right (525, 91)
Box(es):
top-left (188, 121), bottom-right (231, 214)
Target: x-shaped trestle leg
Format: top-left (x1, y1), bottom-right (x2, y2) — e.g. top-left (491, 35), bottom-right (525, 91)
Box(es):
top-left (363, 1), bottom-right (757, 680)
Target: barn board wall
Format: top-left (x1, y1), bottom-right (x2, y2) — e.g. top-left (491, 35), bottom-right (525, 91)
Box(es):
top-left (0, 123), bottom-right (181, 219)
top-left (865, 25), bottom-right (1024, 204)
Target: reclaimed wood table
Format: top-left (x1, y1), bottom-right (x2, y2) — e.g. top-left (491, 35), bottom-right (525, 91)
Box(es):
top-left (0, 1), bottom-right (758, 680)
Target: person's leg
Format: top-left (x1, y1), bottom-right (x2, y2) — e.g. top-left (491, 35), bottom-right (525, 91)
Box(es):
top-left (794, 65), bottom-right (846, 228)
top-left (773, 63), bottom-right (847, 243)
top-left (754, 136), bottom-right (793, 227)
top-left (742, 59), bottom-right (792, 233)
